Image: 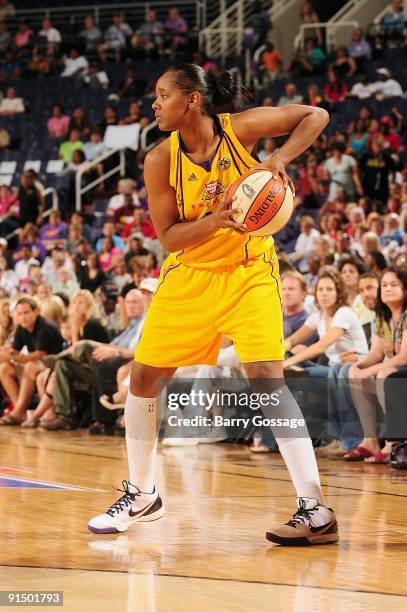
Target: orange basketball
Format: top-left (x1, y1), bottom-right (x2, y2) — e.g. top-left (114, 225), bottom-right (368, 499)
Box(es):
top-left (226, 168), bottom-right (294, 236)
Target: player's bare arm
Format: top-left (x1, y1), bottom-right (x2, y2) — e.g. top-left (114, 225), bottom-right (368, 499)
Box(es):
top-left (232, 105), bottom-right (329, 190)
top-left (144, 141), bottom-right (246, 252)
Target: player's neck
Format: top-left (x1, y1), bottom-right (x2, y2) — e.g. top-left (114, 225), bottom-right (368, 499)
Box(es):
top-left (178, 114), bottom-right (218, 157)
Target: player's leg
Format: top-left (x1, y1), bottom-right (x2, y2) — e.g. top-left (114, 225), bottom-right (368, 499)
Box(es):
top-left (244, 360), bottom-right (338, 545)
top-left (88, 362), bottom-right (176, 534)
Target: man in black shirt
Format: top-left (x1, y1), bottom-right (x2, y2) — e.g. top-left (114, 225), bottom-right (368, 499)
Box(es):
top-left (360, 137), bottom-right (398, 210)
top-left (0, 297), bottom-right (64, 425)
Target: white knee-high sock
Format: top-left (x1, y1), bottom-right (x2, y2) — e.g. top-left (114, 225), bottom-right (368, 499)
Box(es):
top-left (125, 392), bottom-right (158, 494)
top-left (262, 385), bottom-right (326, 506)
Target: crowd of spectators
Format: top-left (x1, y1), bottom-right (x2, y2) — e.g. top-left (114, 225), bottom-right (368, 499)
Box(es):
top-left (0, 1), bottom-right (405, 468)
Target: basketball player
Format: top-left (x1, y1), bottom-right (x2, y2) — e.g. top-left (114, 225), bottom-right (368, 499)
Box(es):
top-left (89, 64), bottom-right (339, 545)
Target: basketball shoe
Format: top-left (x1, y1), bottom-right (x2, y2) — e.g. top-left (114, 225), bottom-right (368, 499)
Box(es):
top-left (266, 497), bottom-right (339, 546)
top-left (88, 480), bottom-right (165, 534)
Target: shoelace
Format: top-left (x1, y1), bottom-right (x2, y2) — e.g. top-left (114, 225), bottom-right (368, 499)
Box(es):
top-left (106, 480), bottom-right (140, 517)
top-left (286, 498), bottom-right (319, 527)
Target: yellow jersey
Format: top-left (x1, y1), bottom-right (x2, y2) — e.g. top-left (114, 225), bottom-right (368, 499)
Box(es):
top-left (169, 113), bottom-right (273, 269)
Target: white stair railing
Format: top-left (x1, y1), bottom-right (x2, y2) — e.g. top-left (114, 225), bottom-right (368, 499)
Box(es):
top-left (75, 148), bottom-right (125, 212)
top-left (295, 20), bottom-right (359, 51)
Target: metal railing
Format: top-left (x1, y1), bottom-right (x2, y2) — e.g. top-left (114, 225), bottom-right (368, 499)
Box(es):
top-left (6, 0), bottom-right (207, 31)
top-left (140, 121), bottom-right (158, 151)
top-left (295, 20), bottom-right (359, 51)
top-left (199, 0), bottom-right (297, 63)
top-left (75, 148), bottom-right (125, 212)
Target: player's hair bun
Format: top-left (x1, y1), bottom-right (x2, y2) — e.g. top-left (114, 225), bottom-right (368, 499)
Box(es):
top-left (205, 70), bottom-right (238, 111)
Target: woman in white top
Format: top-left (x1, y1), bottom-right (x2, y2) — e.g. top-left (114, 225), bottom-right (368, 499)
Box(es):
top-left (284, 267), bottom-right (368, 376)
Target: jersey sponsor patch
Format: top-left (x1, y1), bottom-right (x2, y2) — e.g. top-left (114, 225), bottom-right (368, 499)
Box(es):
top-left (217, 156), bottom-right (231, 170)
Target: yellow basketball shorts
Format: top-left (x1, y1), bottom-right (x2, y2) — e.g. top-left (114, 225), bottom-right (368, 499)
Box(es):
top-left (134, 246), bottom-right (284, 367)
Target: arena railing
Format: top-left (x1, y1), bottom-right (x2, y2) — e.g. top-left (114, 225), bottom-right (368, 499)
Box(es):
top-left (294, 21), bottom-right (359, 52)
top-left (75, 147), bottom-right (125, 212)
top-left (6, 0), bottom-right (206, 32)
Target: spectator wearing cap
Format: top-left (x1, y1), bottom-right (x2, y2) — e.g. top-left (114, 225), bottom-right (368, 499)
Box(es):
top-left (0, 297), bottom-right (64, 426)
top-left (368, 68), bottom-right (403, 99)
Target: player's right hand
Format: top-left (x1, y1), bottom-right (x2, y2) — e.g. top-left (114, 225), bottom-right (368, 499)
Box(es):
top-left (211, 191), bottom-right (247, 231)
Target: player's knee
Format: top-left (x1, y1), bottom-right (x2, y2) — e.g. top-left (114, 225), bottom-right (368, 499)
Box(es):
top-left (0, 361), bottom-right (14, 375)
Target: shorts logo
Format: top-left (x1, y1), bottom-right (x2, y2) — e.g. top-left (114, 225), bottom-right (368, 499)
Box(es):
top-left (201, 180), bottom-right (225, 201)
top-left (242, 183), bottom-right (255, 199)
top-left (217, 157), bottom-right (231, 170)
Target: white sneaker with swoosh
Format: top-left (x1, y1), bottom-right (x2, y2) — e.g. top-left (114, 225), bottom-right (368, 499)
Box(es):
top-left (88, 481), bottom-right (165, 534)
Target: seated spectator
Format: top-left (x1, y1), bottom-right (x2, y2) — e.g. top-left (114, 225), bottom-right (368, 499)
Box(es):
top-left (0, 50), bottom-right (21, 79)
top-left (59, 129), bottom-right (85, 163)
top-left (0, 86), bottom-right (24, 115)
top-left (124, 233), bottom-right (151, 263)
top-left (331, 46), bottom-right (356, 78)
top-left (164, 7), bottom-right (188, 58)
top-left (288, 38), bottom-right (325, 77)
top-left (96, 221), bottom-right (125, 253)
top-left (37, 283), bottom-right (52, 301)
top-left (107, 178), bottom-right (139, 215)
top-left (245, 0), bottom-right (271, 49)
top-left (61, 47), bottom-right (89, 79)
top-left (98, 105), bottom-right (118, 136)
top-left (302, 83), bottom-right (323, 107)
top-left (0, 255), bottom-right (18, 295)
top-left (346, 267), bottom-right (407, 463)
top-left (84, 130), bottom-right (107, 161)
top-left (324, 71), bottom-right (347, 106)
top-left (282, 271), bottom-right (317, 345)
top-left (112, 193), bottom-right (137, 232)
top-left (117, 66), bottom-right (147, 99)
top-left (39, 18), bottom-right (61, 48)
top-left (120, 101), bottom-right (141, 126)
top-left (0, 297), bottom-right (64, 426)
top-left (98, 14), bottom-right (132, 62)
top-left (284, 267), bottom-right (368, 377)
top-left (17, 224), bottom-right (46, 261)
top-left (338, 255), bottom-right (376, 323)
top-left (40, 295), bottom-right (66, 327)
top-left (0, 21), bottom-right (11, 53)
top-left (99, 237), bottom-right (122, 273)
top-left (47, 104), bottom-right (70, 139)
top-left (381, 213), bottom-right (403, 247)
top-left (39, 211), bottom-right (68, 249)
top-left (288, 215), bottom-right (320, 273)
top-left (84, 62), bottom-right (109, 90)
top-left (41, 288), bottom-right (145, 431)
top-left (299, 1), bottom-right (322, 46)
top-left (53, 266), bottom-right (80, 298)
top-left (14, 246), bottom-right (40, 290)
top-left (348, 74), bottom-right (372, 100)
top-left (278, 83), bottom-right (303, 106)
top-left (78, 252), bottom-right (106, 292)
top-left (0, 0), bottom-right (15, 21)
top-left (41, 246), bottom-right (74, 286)
top-left (120, 256), bottom-right (152, 296)
top-left (379, 116), bottom-right (401, 152)
top-left (68, 107), bottom-right (92, 138)
top-left (368, 68), bottom-right (403, 99)
top-left (261, 42), bottom-right (282, 85)
top-left (79, 15), bottom-right (102, 52)
top-left (380, 0), bottom-right (405, 46)
top-left (135, 9), bottom-right (164, 58)
top-left (13, 21), bottom-right (33, 57)
top-left (347, 27), bottom-right (372, 65)
top-left (348, 118), bottom-right (369, 157)
top-left (121, 209), bottom-right (157, 240)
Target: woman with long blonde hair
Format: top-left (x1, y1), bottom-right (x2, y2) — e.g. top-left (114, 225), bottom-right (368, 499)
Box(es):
top-left (69, 289), bottom-right (109, 344)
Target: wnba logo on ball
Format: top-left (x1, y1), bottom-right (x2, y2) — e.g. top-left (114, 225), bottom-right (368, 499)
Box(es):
top-left (242, 183), bottom-right (255, 199)
top-left (248, 185), bottom-right (282, 225)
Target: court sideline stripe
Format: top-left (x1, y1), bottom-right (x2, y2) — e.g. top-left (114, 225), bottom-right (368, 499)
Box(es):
top-left (1, 564), bottom-right (405, 598)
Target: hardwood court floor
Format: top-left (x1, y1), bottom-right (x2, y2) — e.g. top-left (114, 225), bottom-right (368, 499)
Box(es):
top-left (0, 429), bottom-right (406, 612)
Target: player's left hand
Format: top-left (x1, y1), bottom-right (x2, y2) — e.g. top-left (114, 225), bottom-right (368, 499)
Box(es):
top-left (258, 155), bottom-right (295, 196)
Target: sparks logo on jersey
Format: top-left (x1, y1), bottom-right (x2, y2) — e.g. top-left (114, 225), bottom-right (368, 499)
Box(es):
top-left (187, 173), bottom-right (198, 181)
top-left (217, 157), bottom-right (231, 170)
top-left (201, 180), bottom-right (225, 201)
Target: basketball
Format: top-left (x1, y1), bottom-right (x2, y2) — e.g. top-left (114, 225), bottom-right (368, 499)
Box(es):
top-left (226, 168), bottom-right (294, 236)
